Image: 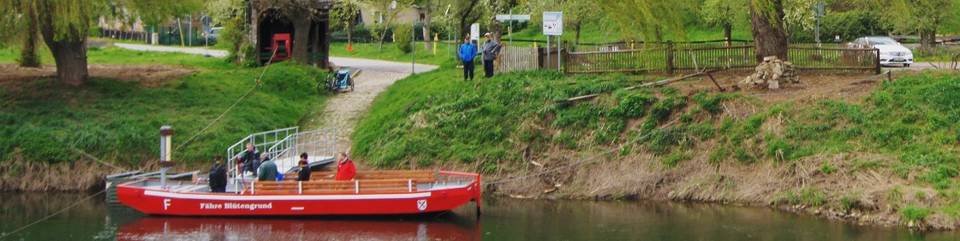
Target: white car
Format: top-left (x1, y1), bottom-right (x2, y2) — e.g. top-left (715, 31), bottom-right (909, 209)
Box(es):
top-left (849, 36), bottom-right (914, 67)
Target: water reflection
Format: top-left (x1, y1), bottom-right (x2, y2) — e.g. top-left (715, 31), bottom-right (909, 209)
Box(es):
top-left (116, 215), bottom-right (480, 241)
top-left (2, 193), bottom-right (960, 241)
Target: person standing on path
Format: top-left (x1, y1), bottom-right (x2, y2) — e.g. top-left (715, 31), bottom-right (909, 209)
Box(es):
top-left (458, 36), bottom-right (478, 81)
top-left (482, 33), bottom-right (502, 78)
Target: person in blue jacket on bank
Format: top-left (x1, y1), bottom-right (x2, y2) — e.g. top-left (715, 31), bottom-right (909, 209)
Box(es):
top-left (458, 35), bottom-right (478, 81)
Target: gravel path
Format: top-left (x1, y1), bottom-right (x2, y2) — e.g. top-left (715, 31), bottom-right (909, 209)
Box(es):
top-left (302, 57), bottom-right (438, 154)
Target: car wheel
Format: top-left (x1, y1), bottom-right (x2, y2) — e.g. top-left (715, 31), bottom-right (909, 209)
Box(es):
top-left (904, 64), bottom-right (910, 67)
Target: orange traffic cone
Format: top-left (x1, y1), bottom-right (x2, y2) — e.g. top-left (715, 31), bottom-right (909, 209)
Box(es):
top-left (347, 43), bottom-right (354, 53)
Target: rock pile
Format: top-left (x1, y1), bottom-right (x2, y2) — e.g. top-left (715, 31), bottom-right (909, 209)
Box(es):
top-left (741, 56), bottom-right (799, 89)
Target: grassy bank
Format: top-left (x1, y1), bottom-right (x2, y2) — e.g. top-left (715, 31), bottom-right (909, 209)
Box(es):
top-left (353, 68), bottom-right (960, 229)
top-left (1, 47), bottom-right (328, 166)
top-left (330, 42), bottom-right (454, 66)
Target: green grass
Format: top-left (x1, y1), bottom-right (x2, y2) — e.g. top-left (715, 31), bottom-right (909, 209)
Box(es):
top-left (353, 65), bottom-right (960, 217)
top-left (0, 47), bottom-right (328, 165)
top-left (504, 24), bottom-right (752, 44)
top-left (329, 42), bottom-right (455, 66)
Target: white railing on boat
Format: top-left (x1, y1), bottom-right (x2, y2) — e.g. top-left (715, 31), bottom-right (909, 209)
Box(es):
top-left (266, 128), bottom-right (337, 173)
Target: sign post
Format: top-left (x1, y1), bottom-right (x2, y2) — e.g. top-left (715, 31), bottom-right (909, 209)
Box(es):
top-left (543, 11), bottom-right (563, 71)
top-left (470, 23), bottom-right (480, 42)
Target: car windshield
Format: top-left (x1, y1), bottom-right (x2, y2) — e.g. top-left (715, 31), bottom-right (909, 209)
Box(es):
top-left (866, 37), bottom-right (898, 45)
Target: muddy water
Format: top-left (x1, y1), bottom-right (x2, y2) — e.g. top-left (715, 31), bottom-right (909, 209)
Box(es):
top-left (1, 193), bottom-right (958, 241)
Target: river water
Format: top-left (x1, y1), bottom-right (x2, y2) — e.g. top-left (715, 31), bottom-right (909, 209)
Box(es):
top-left (1, 193), bottom-right (958, 241)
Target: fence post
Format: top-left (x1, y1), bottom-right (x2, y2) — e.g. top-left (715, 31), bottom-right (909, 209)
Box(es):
top-left (874, 49), bottom-right (881, 74)
top-left (666, 41), bottom-right (675, 74)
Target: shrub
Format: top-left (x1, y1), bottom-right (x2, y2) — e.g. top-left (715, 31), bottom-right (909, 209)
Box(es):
top-left (393, 24), bottom-right (414, 53)
top-left (901, 206), bottom-right (931, 222)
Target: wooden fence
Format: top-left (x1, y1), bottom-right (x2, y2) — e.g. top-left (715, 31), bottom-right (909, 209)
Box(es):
top-left (565, 43), bottom-right (880, 74)
top-left (496, 45), bottom-right (540, 73)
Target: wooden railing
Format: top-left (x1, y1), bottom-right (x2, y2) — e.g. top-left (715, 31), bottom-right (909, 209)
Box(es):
top-left (496, 45), bottom-right (540, 73)
top-left (565, 43), bottom-right (880, 74)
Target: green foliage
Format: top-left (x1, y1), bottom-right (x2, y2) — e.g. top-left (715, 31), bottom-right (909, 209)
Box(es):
top-left (820, 161), bottom-right (837, 175)
top-left (0, 47), bottom-right (327, 164)
top-left (901, 205), bottom-right (931, 222)
top-left (777, 188), bottom-right (827, 207)
top-left (393, 24), bottom-right (414, 53)
top-left (662, 150), bottom-right (691, 168)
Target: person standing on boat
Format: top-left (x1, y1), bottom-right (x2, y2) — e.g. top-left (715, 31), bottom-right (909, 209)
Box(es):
top-left (335, 152), bottom-right (356, 181)
top-left (257, 154), bottom-right (278, 181)
top-left (296, 153), bottom-right (311, 181)
top-left (237, 143), bottom-right (260, 176)
top-left (208, 160), bottom-right (227, 192)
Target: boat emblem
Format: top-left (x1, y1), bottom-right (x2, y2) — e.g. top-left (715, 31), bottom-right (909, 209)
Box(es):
top-left (163, 199), bottom-right (171, 210)
top-left (417, 199), bottom-right (428, 211)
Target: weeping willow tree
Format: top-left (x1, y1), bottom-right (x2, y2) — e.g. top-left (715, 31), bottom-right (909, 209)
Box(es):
top-left (0, 0), bottom-right (201, 86)
top-left (749, 0), bottom-right (788, 60)
top-left (0, 0), bottom-right (41, 67)
top-left (886, 0), bottom-right (959, 51)
top-left (597, 0), bottom-right (693, 43)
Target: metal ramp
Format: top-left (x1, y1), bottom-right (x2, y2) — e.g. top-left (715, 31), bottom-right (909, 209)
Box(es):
top-left (225, 127), bottom-right (337, 191)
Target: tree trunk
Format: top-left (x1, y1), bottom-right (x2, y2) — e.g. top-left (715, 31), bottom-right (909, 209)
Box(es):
top-left (574, 21), bottom-right (582, 46)
top-left (458, 0), bottom-right (481, 40)
top-left (723, 24), bottom-right (732, 46)
top-left (919, 29), bottom-right (936, 53)
top-left (422, 7), bottom-right (432, 49)
top-left (39, 7), bottom-right (88, 86)
top-left (346, 21), bottom-right (353, 49)
top-left (292, 18), bottom-right (312, 64)
top-left (19, 6), bottom-right (41, 68)
top-left (750, 0), bottom-right (788, 61)
top-left (45, 38), bottom-right (88, 86)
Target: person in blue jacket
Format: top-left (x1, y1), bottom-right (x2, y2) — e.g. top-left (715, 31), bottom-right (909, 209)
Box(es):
top-left (458, 36), bottom-right (478, 81)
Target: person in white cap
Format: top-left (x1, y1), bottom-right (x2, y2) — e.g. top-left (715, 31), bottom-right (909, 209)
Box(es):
top-left (481, 32), bottom-right (502, 78)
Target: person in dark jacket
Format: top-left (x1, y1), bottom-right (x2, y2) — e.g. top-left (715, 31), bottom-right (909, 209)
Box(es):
top-left (208, 161), bottom-right (227, 192)
top-left (481, 33), bottom-right (502, 78)
top-left (236, 143), bottom-right (260, 176)
top-left (296, 153), bottom-right (311, 181)
top-left (458, 36), bottom-right (478, 81)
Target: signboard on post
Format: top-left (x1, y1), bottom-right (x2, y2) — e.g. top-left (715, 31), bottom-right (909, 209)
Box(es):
top-left (496, 15), bottom-right (531, 21)
top-left (542, 12), bottom-right (563, 36)
top-left (470, 23), bottom-right (480, 41)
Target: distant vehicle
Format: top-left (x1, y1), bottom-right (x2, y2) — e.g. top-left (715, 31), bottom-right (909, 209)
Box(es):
top-left (204, 27), bottom-right (223, 43)
top-left (849, 36), bottom-right (914, 67)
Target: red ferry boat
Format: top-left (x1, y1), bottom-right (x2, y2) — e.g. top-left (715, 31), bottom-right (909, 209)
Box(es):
top-left (116, 170), bottom-right (482, 216)
top-left (114, 126), bottom-right (481, 217)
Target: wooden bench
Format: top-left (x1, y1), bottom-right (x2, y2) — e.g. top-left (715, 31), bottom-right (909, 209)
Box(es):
top-left (252, 178), bottom-right (425, 195)
top-left (307, 170), bottom-right (437, 182)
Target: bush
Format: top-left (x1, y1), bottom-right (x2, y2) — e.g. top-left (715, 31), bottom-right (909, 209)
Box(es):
top-left (393, 24), bottom-right (414, 53)
top-left (901, 206), bottom-right (931, 222)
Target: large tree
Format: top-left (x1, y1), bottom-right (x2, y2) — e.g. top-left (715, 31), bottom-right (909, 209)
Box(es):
top-left (598, 0), bottom-right (693, 42)
top-left (331, 0), bottom-right (362, 49)
top-left (886, 0), bottom-right (959, 51)
top-left (749, 0), bottom-right (789, 60)
top-left (363, 0), bottom-right (414, 51)
top-left (702, 0), bottom-right (748, 43)
top-left (1, 0), bottom-right (41, 67)
top-left (1, 0), bottom-right (200, 86)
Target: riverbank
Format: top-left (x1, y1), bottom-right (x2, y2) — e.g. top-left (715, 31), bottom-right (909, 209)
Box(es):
top-left (0, 47), bottom-right (329, 191)
top-left (352, 68), bottom-right (960, 230)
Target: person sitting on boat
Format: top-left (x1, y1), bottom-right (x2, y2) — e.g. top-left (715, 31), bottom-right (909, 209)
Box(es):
top-left (236, 142), bottom-right (260, 176)
top-left (297, 153), bottom-right (311, 181)
top-left (257, 153), bottom-right (278, 181)
top-left (208, 160), bottom-right (227, 192)
top-left (335, 152), bottom-right (356, 181)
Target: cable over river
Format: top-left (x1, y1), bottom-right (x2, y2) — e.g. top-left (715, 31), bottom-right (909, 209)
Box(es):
top-left (1, 192), bottom-right (958, 241)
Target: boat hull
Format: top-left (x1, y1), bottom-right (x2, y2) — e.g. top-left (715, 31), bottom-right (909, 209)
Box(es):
top-left (116, 173), bottom-right (482, 217)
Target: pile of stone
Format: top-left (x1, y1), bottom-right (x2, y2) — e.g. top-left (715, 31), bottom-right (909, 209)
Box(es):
top-left (740, 56), bottom-right (799, 89)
